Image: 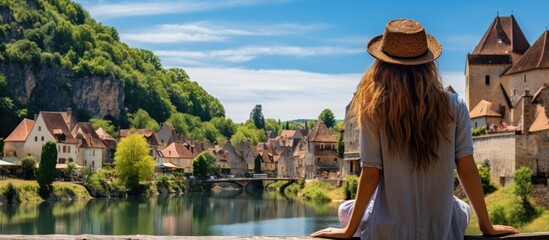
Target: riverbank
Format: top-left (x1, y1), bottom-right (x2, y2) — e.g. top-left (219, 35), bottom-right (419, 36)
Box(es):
top-left (0, 179), bottom-right (91, 203)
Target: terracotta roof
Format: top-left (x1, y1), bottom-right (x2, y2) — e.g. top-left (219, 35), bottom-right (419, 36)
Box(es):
top-left (308, 121), bottom-right (336, 142)
top-left (161, 142), bottom-right (194, 159)
top-left (506, 31), bottom-right (549, 74)
top-left (95, 127), bottom-right (116, 141)
top-left (469, 100), bottom-right (503, 118)
top-left (5, 119), bottom-right (34, 142)
top-left (41, 112), bottom-right (77, 144)
top-left (473, 15), bottom-right (530, 55)
top-left (280, 130), bottom-right (295, 139)
top-left (119, 129), bottom-right (161, 146)
top-left (529, 105), bottom-right (549, 132)
top-left (73, 123), bottom-right (106, 149)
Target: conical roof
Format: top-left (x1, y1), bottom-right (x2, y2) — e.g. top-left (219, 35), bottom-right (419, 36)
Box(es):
top-left (472, 15), bottom-right (530, 55)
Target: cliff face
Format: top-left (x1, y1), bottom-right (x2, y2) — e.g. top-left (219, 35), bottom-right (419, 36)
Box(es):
top-left (1, 63), bottom-right (123, 118)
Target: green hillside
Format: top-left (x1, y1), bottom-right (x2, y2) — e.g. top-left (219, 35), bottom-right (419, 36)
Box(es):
top-left (0, 0), bottom-right (224, 137)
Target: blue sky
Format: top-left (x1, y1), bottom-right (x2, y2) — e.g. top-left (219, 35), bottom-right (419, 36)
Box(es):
top-left (74, 0), bottom-right (549, 123)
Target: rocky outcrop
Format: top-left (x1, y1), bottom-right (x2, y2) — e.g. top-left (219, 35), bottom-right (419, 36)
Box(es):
top-left (1, 63), bottom-right (124, 119)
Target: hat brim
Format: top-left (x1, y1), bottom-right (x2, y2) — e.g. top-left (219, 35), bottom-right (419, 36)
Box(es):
top-left (366, 34), bottom-right (442, 65)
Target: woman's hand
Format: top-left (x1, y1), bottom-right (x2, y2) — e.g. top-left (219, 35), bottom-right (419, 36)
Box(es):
top-left (482, 224), bottom-right (519, 237)
top-left (310, 227), bottom-right (352, 239)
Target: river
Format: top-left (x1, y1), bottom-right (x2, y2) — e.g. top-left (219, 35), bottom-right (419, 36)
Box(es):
top-left (0, 190), bottom-right (340, 236)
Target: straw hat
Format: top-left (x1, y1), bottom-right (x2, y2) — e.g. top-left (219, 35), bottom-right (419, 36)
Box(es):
top-left (367, 19), bottom-right (441, 65)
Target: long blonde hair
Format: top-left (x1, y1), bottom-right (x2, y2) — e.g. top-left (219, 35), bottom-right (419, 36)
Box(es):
top-left (353, 60), bottom-right (454, 171)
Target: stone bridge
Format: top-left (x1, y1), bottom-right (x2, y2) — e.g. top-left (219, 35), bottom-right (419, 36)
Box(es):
top-left (205, 177), bottom-right (297, 190)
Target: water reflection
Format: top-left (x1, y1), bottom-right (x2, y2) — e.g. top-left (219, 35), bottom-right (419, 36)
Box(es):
top-left (0, 190), bottom-right (339, 236)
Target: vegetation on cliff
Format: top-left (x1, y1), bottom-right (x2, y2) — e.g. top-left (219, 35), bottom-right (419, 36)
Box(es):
top-left (0, 0), bottom-right (225, 137)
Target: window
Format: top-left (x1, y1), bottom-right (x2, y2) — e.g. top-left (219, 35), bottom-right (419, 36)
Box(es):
top-left (63, 146), bottom-right (66, 153)
top-left (38, 126), bottom-right (41, 131)
top-left (35, 136), bottom-right (38, 142)
top-left (485, 75), bottom-right (490, 85)
top-left (334, 158), bottom-right (338, 164)
top-left (524, 75), bottom-right (527, 83)
top-left (68, 146), bottom-right (71, 153)
top-left (41, 136), bottom-right (44, 141)
top-left (92, 149), bottom-right (95, 156)
top-left (320, 144), bottom-right (324, 150)
top-left (332, 144), bottom-right (335, 149)
top-left (317, 158), bottom-right (320, 163)
top-left (58, 146), bottom-right (60, 152)
top-left (513, 89), bottom-right (516, 96)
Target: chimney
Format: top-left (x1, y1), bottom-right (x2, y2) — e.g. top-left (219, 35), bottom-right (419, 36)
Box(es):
top-left (521, 90), bottom-right (534, 134)
top-left (66, 108), bottom-right (74, 129)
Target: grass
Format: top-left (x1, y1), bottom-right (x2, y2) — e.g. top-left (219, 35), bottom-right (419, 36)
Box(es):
top-left (0, 179), bottom-right (91, 203)
top-left (464, 185), bottom-right (547, 235)
top-left (301, 180), bottom-right (345, 203)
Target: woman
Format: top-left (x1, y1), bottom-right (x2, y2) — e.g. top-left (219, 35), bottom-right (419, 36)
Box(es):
top-left (310, 19), bottom-right (518, 239)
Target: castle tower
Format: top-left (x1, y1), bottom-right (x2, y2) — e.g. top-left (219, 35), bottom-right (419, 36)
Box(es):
top-left (465, 15), bottom-right (530, 119)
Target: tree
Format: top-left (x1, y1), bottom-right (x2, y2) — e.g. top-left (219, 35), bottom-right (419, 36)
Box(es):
top-left (130, 109), bottom-right (160, 131)
top-left (0, 137), bottom-right (3, 157)
top-left (318, 109), bottom-right (336, 128)
top-left (337, 132), bottom-right (344, 158)
top-left (114, 133), bottom-right (156, 191)
top-left (250, 104), bottom-right (265, 129)
top-left (254, 154), bottom-right (263, 174)
top-left (192, 151), bottom-right (219, 179)
top-left (265, 118), bottom-right (281, 134)
top-left (36, 141), bottom-right (57, 199)
top-left (21, 156), bottom-right (37, 180)
top-left (210, 117), bottom-right (236, 139)
top-left (90, 118), bottom-right (116, 137)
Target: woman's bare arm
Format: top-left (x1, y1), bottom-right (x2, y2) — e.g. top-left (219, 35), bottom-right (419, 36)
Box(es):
top-left (456, 155), bottom-right (519, 236)
top-left (310, 167), bottom-right (381, 239)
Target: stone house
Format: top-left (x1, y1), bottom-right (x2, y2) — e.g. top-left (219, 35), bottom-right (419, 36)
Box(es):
top-left (466, 15), bottom-right (549, 184)
top-left (303, 121), bottom-right (340, 179)
top-left (161, 142), bottom-right (194, 174)
top-left (95, 127), bottom-right (116, 163)
top-left (22, 110), bottom-right (79, 165)
top-left (118, 129), bottom-right (162, 149)
top-left (72, 122), bottom-right (106, 171)
top-left (3, 118), bottom-right (34, 162)
top-left (341, 102), bottom-right (361, 178)
top-left (212, 141), bottom-right (254, 177)
top-left (292, 139), bottom-right (307, 178)
top-left (256, 142), bottom-right (278, 175)
top-left (157, 122), bottom-right (181, 146)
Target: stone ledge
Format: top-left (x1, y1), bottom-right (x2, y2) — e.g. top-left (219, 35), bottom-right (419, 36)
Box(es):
top-left (0, 234), bottom-right (548, 240)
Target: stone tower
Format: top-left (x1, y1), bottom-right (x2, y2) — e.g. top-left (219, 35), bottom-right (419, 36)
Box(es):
top-left (465, 15), bottom-right (530, 121)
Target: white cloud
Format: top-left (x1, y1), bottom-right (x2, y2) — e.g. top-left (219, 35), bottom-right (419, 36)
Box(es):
top-left (156, 46), bottom-right (361, 65)
top-left (182, 68), bottom-right (466, 123)
top-left (183, 67), bottom-right (362, 123)
top-left (440, 71), bottom-right (465, 97)
top-left (85, 0), bottom-right (265, 19)
top-left (120, 22), bottom-right (330, 43)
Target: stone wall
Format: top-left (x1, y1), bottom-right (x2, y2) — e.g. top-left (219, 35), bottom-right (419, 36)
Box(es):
top-left (473, 133), bottom-right (516, 186)
top-left (465, 63), bottom-right (510, 112)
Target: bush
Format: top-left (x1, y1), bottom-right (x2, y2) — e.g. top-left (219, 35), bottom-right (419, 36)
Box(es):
top-left (84, 169), bottom-right (109, 197)
top-left (344, 175), bottom-right (358, 200)
top-left (509, 200), bottom-right (538, 226)
top-left (302, 181), bottom-right (334, 203)
top-left (478, 166), bottom-right (496, 195)
top-left (472, 127), bottom-right (486, 136)
top-left (156, 174), bottom-right (186, 193)
top-left (514, 166), bottom-right (533, 202)
top-left (21, 156), bottom-right (37, 180)
top-left (489, 205), bottom-right (509, 225)
top-left (5, 182), bottom-right (16, 203)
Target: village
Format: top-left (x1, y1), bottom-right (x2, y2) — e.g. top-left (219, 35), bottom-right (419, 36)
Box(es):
top-left (0, 107), bottom-right (346, 181)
